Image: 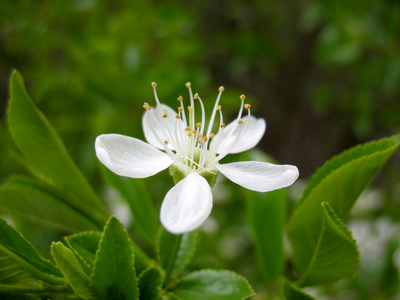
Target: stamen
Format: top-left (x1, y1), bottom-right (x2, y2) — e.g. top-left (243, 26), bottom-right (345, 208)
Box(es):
top-left (220, 123), bottom-right (225, 128)
top-left (187, 132), bottom-right (192, 137)
top-left (196, 123), bottom-right (201, 128)
top-left (162, 114), bottom-right (167, 118)
top-left (217, 105), bottom-right (222, 110)
top-left (240, 94), bottom-right (246, 100)
top-left (192, 130), bottom-right (197, 134)
top-left (203, 137), bottom-right (208, 142)
top-left (210, 133), bottom-right (215, 139)
top-left (178, 107), bottom-right (183, 112)
top-left (175, 114), bottom-right (180, 119)
top-left (196, 95), bottom-right (206, 136)
top-left (238, 119), bottom-right (243, 124)
top-left (177, 95), bottom-right (183, 101)
top-left (185, 82), bottom-right (191, 88)
top-left (244, 103), bottom-right (251, 109)
top-left (164, 140), bottom-right (168, 144)
top-left (205, 87), bottom-right (224, 139)
top-left (194, 93), bottom-right (199, 99)
top-left (151, 82), bottom-right (157, 88)
top-left (219, 86), bottom-right (225, 92)
top-left (143, 102), bottom-right (151, 110)
top-left (185, 127), bottom-right (190, 132)
top-left (198, 138), bottom-right (203, 144)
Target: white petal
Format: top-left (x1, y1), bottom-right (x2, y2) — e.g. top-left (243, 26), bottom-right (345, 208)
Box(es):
top-left (217, 161), bottom-right (299, 192)
top-left (95, 134), bottom-right (173, 178)
top-left (214, 116), bottom-right (266, 154)
top-left (160, 173), bottom-right (213, 234)
top-left (142, 104), bottom-right (184, 150)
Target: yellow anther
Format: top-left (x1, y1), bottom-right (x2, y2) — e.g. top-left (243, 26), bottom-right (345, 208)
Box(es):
top-left (240, 94), bottom-right (246, 100)
top-left (151, 82), bottom-right (157, 87)
top-left (198, 138), bottom-right (203, 144)
top-left (178, 107), bottom-right (183, 112)
top-left (244, 103), bottom-right (251, 109)
top-left (187, 132), bottom-right (192, 137)
top-left (194, 93), bottom-right (199, 99)
top-left (187, 106), bottom-right (194, 111)
top-left (175, 114), bottom-right (180, 119)
top-left (143, 102), bottom-right (151, 110)
top-left (185, 127), bottom-right (190, 132)
top-left (238, 119), bottom-right (243, 124)
top-left (203, 137), bottom-right (208, 142)
top-left (162, 114), bottom-right (167, 118)
top-left (220, 123), bottom-right (225, 128)
top-left (177, 95), bottom-right (183, 101)
top-left (210, 133), bottom-right (215, 139)
top-left (185, 82), bottom-right (191, 88)
top-left (197, 132), bottom-right (203, 138)
top-left (192, 130), bottom-right (197, 134)
top-left (219, 86), bottom-right (225, 92)
top-left (164, 140), bottom-right (168, 144)
top-left (196, 123), bottom-right (201, 128)
top-left (216, 105), bottom-right (222, 110)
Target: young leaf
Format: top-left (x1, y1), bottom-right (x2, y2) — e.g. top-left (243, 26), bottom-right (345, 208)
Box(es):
top-left (289, 134), bottom-right (400, 276)
top-left (0, 218), bottom-right (62, 280)
top-left (8, 70), bottom-right (108, 228)
top-left (246, 188), bottom-right (286, 281)
top-left (158, 229), bottom-right (198, 282)
top-left (51, 242), bottom-right (93, 299)
top-left (0, 176), bottom-right (99, 232)
top-left (298, 203), bottom-right (359, 286)
top-left (103, 167), bottom-right (158, 242)
top-left (91, 216), bottom-right (139, 300)
top-left (66, 231), bottom-right (103, 269)
top-left (281, 278), bottom-right (315, 300)
top-left (171, 269), bottom-right (254, 300)
top-left (138, 267), bottom-right (165, 300)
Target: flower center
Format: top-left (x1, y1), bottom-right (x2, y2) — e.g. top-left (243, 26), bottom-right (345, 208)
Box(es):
top-left (143, 82), bottom-right (253, 183)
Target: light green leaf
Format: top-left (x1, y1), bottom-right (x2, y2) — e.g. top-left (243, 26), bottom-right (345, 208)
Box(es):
top-left (66, 231), bottom-right (102, 269)
top-left (158, 229), bottom-right (198, 282)
top-left (91, 216), bottom-right (138, 300)
top-left (0, 176), bottom-right (99, 232)
top-left (103, 167), bottom-right (158, 242)
top-left (138, 267), bottom-right (164, 300)
top-left (51, 242), bottom-right (93, 299)
top-left (246, 188), bottom-right (286, 281)
top-left (281, 278), bottom-right (315, 300)
top-left (298, 203), bottom-right (359, 286)
top-left (171, 269), bottom-right (254, 300)
top-left (8, 70), bottom-right (108, 228)
top-left (289, 134), bottom-right (400, 276)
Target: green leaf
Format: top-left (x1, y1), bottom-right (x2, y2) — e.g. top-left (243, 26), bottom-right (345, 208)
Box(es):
top-left (0, 217), bottom-right (62, 280)
top-left (138, 267), bottom-right (164, 300)
top-left (246, 188), bottom-right (286, 281)
top-left (51, 242), bottom-right (93, 299)
top-left (289, 134), bottom-right (400, 276)
top-left (298, 203), bottom-right (359, 286)
top-left (91, 216), bottom-right (139, 300)
top-left (8, 70), bottom-right (108, 228)
top-left (103, 167), bottom-right (158, 242)
top-left (66, 231), bottom-right (102, 269)
top-left (281, 278), bottom-right (315, 300)
top-left (171, 269), bottom-right (254, 300)
top-left (158, 229), bottom-right (198, 282)
top-left (0, 176), bottom-right (99, 232)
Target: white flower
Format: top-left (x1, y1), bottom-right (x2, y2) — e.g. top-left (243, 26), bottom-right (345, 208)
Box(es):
top-left (95, 82), bottom-right (299, 234)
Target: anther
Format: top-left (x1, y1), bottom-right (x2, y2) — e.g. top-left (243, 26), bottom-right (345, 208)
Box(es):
top-left (187, 132), bottom-right (192, 137)
top-left (194, 93), bottom-right (199, 99)
top-left (238, 119), bottom-right (243, 124)
top-left (177, 95), bottom-right (183, 101)
top-left (143, 102), bottom-right (151, 110)
top-left (185, 82), bottom-right (191, 88)
top-left (162, 114), bottom-right (167, 118)
top-left (203, 137), bottom-right (208, 142)
top-left (240, 94), bottom-right (246, 100)
top-left (210, 133), bottom-right (215, 139)
top-left (196, 123), bottom-right (201, 128)
top-left (151, 82), bottom-right (157, 87)
top-left (220, 123), bottom-right (225, 128)
top-left (175, 114), bottom-right (180, 119)
top-left (164, 140), bottom-right (168, 144)
top-left (178, 107), bottom-right (184, 112)
top-left (244, 103), bottom-right (251, 109)
top-left (198, 138), bottom-right (203, 144)
top-left (216, 105), bottom-right (222, 110)
top-left (192, 130), bottom-right (197, 134)
top-left (185, 127), bottom-right (190, 132)
top-left (219, 86), bottom-right (225, 92)
top-left (197, 132), bottom-right (203, 138)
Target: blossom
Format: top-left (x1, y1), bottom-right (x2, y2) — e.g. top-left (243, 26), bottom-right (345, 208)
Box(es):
top-left (95, 82), bottom-right (299, 234)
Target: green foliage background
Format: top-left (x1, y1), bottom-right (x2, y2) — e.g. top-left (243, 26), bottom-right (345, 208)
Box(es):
top-left (0, 1), bottom-right (400, 299)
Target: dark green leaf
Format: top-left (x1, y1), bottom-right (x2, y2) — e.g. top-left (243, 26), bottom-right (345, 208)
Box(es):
top-left (289, 134), bottom-right (400, 276)
top-left (0, 176), bottom-right (99, 232)
top-left (103, 168), bottom-right (158, 242)
top-left (158, 229), bottom-right (197, 282)
top-left (246, 188), bottom-right (286, 281)
top-left (51, 242), bottom-right (93, 299)
top-left (172, 269), bottom-right (254, 300)
top-left (8, 70), bottom-right (108, 228)
top-left (91, 216), bottom-right (138, 300)
top-left (65, 231), bottom-right (102, 269)
top-left (138, 267), bottom-right (164, 300)
top-left (298, 203), bottom-right (359, 286)
top-left (281, 278), bottom-right (315, 300)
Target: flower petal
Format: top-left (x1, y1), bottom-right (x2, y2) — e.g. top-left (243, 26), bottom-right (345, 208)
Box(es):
top-left (217, 161), bottom-right (299, 192)
top-left (213, 116), bottom-right (266, 154)
top-left (95, 134), bottom-right (173, 178)
top-left (160, 173), bottom-right (213, 234)
top-left (142, 104), bottom-right (183, 150)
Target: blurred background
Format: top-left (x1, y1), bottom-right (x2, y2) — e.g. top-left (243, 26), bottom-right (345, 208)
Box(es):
top-left (1, 0), bottom-right (400, 299)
